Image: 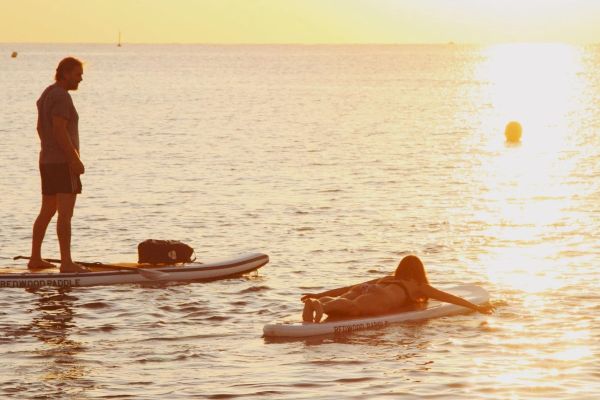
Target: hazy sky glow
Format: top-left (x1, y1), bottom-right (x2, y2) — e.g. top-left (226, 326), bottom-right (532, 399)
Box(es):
top-left (1, 0), bottom-right (600, 44)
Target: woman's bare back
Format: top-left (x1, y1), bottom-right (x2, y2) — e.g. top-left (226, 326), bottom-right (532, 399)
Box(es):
top-left (350, 282), bottom-right (410, 316)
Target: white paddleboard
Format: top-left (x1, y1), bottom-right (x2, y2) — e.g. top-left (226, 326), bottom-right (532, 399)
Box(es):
top-left (1, 253), bottom-right (268, 288)
top-left (263, 284), bottom-right (489, 338)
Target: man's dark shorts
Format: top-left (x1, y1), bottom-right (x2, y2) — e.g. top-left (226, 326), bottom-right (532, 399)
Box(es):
top-left (39, 163), bottom-right (82, 195)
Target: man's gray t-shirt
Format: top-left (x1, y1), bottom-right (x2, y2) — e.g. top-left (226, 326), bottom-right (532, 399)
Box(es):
top-left (36, 83), bottom-right (79, 164)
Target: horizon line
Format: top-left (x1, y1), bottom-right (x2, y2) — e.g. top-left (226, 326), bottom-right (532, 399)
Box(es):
top-left (2, 40), bottom-right (598, 46)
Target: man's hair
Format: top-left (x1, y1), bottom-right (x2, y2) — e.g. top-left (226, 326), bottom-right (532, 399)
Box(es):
top-left (55, 57), bottom-right (83, 81)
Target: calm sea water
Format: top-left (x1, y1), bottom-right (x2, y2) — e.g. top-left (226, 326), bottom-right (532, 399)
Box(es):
top-left (0, 43), bottom-right (599, 399)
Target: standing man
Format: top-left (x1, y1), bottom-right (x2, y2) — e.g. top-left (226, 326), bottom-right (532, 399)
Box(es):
top-left (29, 57), bottom-right (87, 273)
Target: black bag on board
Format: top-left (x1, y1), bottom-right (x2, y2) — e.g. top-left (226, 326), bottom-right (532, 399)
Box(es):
top-left (137, 239), bottom-right (195, 264)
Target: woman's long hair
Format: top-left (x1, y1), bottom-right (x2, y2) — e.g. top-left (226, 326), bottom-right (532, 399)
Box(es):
top-left (394, 255), bottom-right (429, 285)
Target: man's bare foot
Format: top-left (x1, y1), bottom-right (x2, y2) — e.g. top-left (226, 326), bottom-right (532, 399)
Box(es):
top-left (27, 258), bottom-right (57, 269)
top-left (60, 262), bottom-right (90, 273)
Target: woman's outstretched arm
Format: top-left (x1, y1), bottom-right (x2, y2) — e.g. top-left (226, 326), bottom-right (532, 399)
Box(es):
top-left (420, 284), bottom-right (494, 314)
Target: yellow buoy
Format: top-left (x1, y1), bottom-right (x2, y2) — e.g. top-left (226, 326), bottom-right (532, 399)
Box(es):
top-left (505, 121), bottom-right (522, 142)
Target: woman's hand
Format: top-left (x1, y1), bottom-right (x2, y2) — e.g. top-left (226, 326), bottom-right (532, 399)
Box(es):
top-left (476, 303), bottom-right (495, 314)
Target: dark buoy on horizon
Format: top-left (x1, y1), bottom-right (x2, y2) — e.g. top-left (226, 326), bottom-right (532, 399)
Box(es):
top-left (505, 121), bottom-right (522, 143)
top-left (11, 51), bottom-right (18, 58)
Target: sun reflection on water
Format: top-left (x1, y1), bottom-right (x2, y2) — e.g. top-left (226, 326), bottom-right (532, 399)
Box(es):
top-left (548, 346), bottom-right (593, 362)
top-left (466, 44), bottom-right (595, 391)
top-left (477, 43), bottom-right (586, 141)
top-left (468, 43), bottom-right (590, 293)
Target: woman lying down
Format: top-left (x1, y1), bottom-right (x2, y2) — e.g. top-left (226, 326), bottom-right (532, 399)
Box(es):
top-left (301, 255), bottom-right (494, 323)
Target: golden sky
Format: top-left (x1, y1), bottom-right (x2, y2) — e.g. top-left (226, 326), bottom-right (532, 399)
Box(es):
top-left (1, 0), bottom-right (599, 44)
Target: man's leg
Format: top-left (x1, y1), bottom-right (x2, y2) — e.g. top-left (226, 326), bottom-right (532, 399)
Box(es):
top-left (56, 193), bottom-right (85, 272)
top-left (28, 194), bottom-right (57, 269)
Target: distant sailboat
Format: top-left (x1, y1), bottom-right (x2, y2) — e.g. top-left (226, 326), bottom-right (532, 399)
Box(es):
top-left (117, 31), bottom-right (122, 47)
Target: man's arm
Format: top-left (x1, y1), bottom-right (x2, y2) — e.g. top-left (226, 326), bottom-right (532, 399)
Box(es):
top-left (52, 116), bottom-right (84, 174)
